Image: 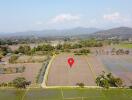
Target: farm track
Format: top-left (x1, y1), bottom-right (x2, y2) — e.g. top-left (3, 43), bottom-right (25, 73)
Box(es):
top-left (41, 55), bottom-right (56, 88)
top-left (84, 56), bottom-right (96, 79)
top-left (85, 55), bottom-right (108, 77)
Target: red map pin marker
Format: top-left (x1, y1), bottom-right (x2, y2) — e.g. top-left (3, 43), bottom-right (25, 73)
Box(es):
top-left (68, 58), bottom-right (74, 68)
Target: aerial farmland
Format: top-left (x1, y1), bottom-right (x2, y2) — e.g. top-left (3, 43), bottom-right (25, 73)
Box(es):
top-left (46, 53), bottom-right (103, 86)
top-left (0, 39), bottom-right (132, 100)
top-left (44, 52), bottom-right (132, 87)
top-left (0, 0), bottom-right (132, 99)
top-left (0, 51), bottom-right (48, 84)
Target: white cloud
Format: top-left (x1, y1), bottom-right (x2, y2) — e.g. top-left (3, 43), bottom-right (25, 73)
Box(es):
top-left (103, 12), bottom-right (132, 27)
top-left (103, 12), bottom-right (121, 21)
top-left (50, 13), bottom-right (80, 23)
top-left (103, 12), bottom-right (131, 23)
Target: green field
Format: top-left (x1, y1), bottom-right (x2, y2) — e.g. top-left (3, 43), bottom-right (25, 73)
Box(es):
top-left (0, 88), bottom-right (132, 100)
top-left (113, 43), bottom-right (132, 49)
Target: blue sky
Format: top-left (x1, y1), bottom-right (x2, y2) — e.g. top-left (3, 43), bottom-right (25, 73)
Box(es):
top-left (0, 0), bottom-right (132, 32)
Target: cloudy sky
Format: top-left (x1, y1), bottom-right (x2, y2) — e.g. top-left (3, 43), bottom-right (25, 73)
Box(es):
top-left (0, 0), bottom-right (132, 32)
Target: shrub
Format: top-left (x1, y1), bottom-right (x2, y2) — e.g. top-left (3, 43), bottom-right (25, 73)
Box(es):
top-left (18, 45), bottom-right (31, 55)
top-left (0, 83), bottom-right (7, 87)
top-left (12, 77), bottom-right (31, 89)
top-left (76, 83), bottom-right (85, 88)
top-left (9, 55), bottom-right (19, 63)
top-left (129, 86), bottom-right (132, 89)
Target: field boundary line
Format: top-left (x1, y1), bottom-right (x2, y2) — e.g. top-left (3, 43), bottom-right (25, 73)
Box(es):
top-left (41, 54), bottom-right (56, 88)
top-left (44, 86), bottom-right (100, 88)
top-left (64, 97), bottom-right (83, 100)
top-left (64, 96), bottom-right (92, 100)
top-left (61, 88), bottom-right (64, 100)
top-left (21, 86), bottom-right (30, 100)
top-left (84, 56), bottom-right (96, 79)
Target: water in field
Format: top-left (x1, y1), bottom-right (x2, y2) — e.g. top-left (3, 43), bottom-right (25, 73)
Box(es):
top-left (98, 55), bottom-right (132, 86)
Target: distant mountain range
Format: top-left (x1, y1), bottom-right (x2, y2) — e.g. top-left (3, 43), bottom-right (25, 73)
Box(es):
top-left (0, 27), bottom-right (100, 38)
top-left (0, 27), bottom-right (132, 39)
top-left (90, 27), bottom-right (132, 39)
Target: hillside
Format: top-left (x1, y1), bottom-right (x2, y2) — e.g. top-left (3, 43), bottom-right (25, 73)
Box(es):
top-left (0, 27), bottom-right (100, 38)
top-left (91, 27), bottom-right (132, 39)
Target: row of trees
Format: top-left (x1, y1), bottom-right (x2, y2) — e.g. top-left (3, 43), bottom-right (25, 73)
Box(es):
top-left (0, 39), bottom-right (18, 45)
top-left (74, 49), bottom-right (90, 55)
top-left (79, 39), bottom-right (103, 47)
top-left (56, 40), bottom-right (103, 50)
top-left (14, 45), bottom-right (54, 55)
top-left (12, 44), bottom-right (81, 56)
top-left (0, 39), bottom-right (104, 57)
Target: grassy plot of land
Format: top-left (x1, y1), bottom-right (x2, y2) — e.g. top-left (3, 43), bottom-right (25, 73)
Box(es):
top-left (24, 88), bottom-right (62, 100)
top-left (61, 88), bottom-right (132, 100)
top-left (113, 43), bottom-right (132, 49)
top-left (0, 89), bottom-right (25, 100)
top-left (0, 88), bottom-right (132, 100)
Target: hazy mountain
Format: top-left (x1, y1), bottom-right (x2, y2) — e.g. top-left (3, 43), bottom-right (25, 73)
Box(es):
top-left (90, 27), bottom-right (132, 39)
top-left (0, 27), bottom-right (100, 38)
top-left (1, 27), bottom-right (132, 39)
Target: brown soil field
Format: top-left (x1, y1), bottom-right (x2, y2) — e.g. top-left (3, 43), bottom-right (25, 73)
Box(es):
top-left (47, 53), bottom-right (106, 86)
top-left (9, 43), bottom-right (38, 51)
top-left (16, 55), bottom-right (47, 63)
top-left (85, 55), bottom-right (108, 76)
top-left (0, 63), bottom-right (42, 83)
